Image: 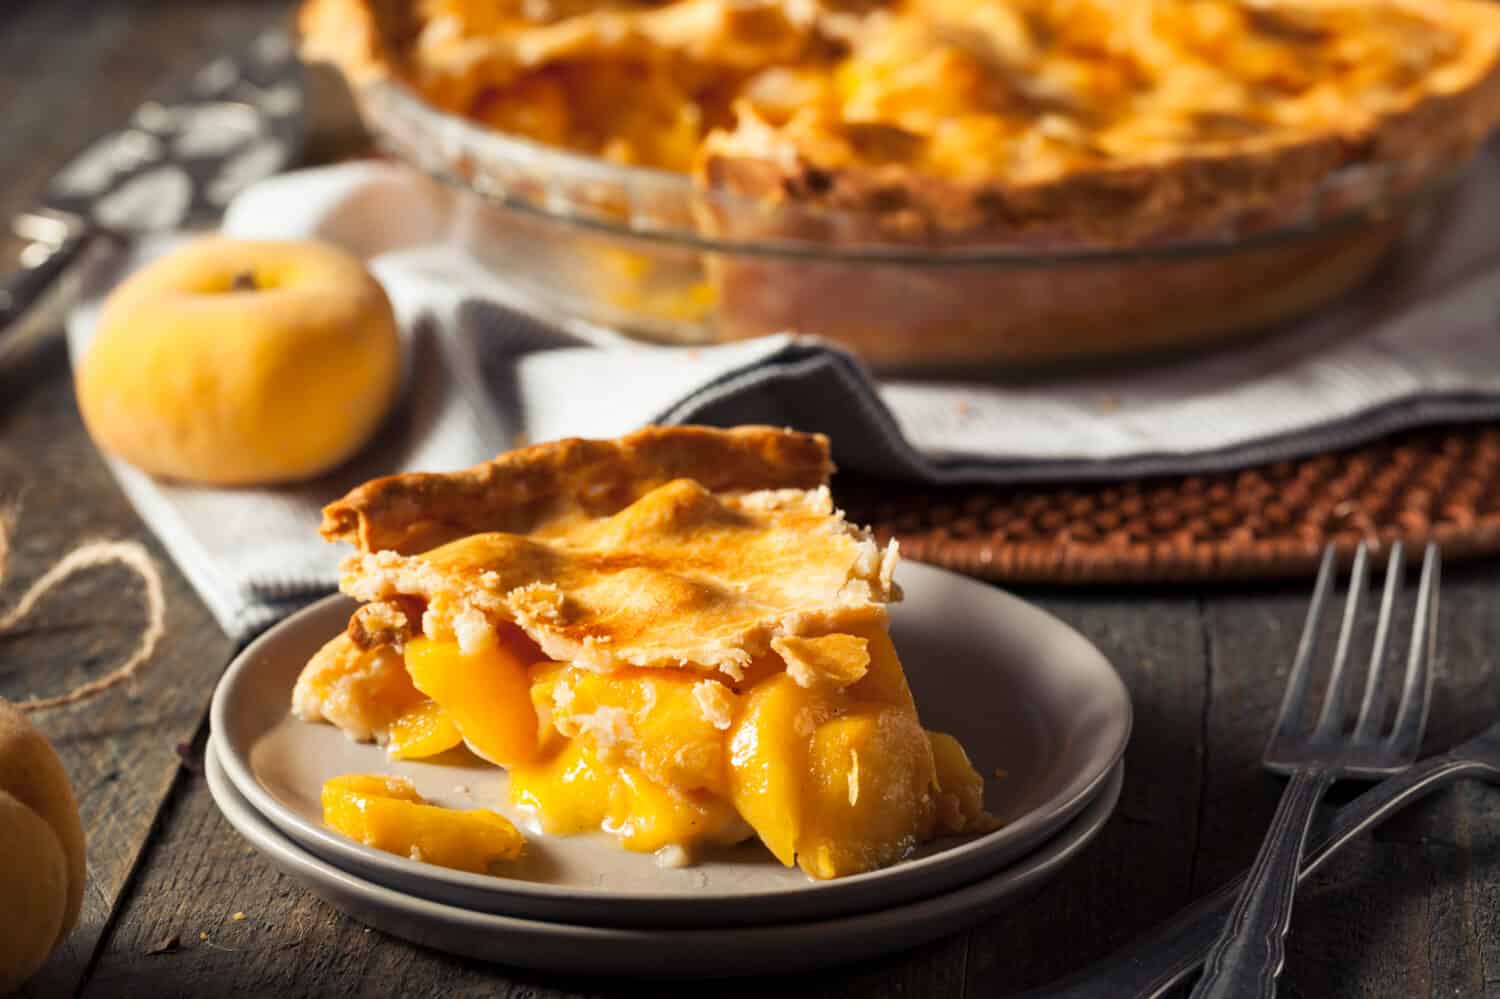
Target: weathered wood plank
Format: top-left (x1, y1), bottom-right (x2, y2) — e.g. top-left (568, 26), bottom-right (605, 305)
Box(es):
top-left (0, 2), bottom-right (293, 993)
top-left (0, 342), bottom-right (235, 997)
top-left (966, 592), bottom-right (1210, 994)
top-left (1193, 589), bottom-right (1311, 896)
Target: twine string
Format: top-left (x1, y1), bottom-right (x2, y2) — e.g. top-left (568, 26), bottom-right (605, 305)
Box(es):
top-left (0, 498), bottom-right (168, 711)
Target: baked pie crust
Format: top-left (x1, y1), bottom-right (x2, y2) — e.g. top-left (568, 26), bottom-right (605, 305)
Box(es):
top-left (294, 426), bottom-right (992, 878)
top-left (302, 0), bottom-right (1500, 242)
top-left (300, 0), bottom-right (1500, 370)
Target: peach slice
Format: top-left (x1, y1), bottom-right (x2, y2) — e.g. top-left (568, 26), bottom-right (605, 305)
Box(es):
top-left (325, 773), bottom-right (423, 803)
top-left (845, 625), bottom-right (917, 710)
top-left (549, 667), bottom-right (734, 795)
top-left (604, 765), bottom-right (747, 854)
top-left (511, 742), bottom-right (746, 853)
top-left (405, 635), bottom-right (540, 767)
top-left (386, 700), bottom-right (464, 760)
top-left (322, 773), bottom-right (523, 874)
top-left (927, 729), bottom-right (988, 832)
top-left (797, 705), bottom-right (939, 880)
top-left (726, 673), bottom-right (841, 867)
top-left (509, 741), bottom-right (611, 836)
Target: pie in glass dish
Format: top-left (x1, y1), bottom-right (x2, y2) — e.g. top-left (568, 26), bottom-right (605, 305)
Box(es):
top-left (298, 0), bottom-right (1500, 368)
top-left (292, 426), bottom-right (992, 878)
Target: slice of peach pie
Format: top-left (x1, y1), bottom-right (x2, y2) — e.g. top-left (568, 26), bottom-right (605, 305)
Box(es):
top-left (293, 426), bottom-right (990, 878)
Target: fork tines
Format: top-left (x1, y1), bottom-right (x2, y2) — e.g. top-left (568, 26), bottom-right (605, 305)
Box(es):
top-left (1264, 541), bottom-right (1439, 777)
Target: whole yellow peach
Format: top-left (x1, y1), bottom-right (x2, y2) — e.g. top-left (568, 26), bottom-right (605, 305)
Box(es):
top-left (76, 237), bottom-right (402, 486)
top-left (0, 700), bottom-right (87, 992)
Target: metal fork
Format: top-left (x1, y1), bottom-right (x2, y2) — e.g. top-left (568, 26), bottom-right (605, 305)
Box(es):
top-left (1189, 541), bottom-right (1439, 999)
top-left (1014, 709), bottom-right (1500, 999)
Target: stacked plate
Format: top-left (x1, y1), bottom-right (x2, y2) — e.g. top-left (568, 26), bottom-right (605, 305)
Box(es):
top-left (208, 562), bottom-right (1131, 977)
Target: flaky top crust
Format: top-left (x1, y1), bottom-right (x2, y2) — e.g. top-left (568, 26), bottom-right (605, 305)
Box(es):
top-left (321, 425), bottom-right (835, 556)
top-left (305, 0), bottom-right (1500, 246)
top-left (324, 427), bottom-right (896, 675)
top-left (338, 478), bottom-right (898, 676)
top-left (699, 0), bottom-right (1500, 247)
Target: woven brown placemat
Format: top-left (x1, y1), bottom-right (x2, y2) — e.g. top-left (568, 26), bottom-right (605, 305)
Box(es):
top-left (838, 423), bottom-right (1500, 585)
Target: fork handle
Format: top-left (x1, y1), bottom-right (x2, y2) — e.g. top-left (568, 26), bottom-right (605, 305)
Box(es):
top-left (1007, 750), bottom-right (1491, 999)
top-left (1188, 768), bottom-right (1335, 999)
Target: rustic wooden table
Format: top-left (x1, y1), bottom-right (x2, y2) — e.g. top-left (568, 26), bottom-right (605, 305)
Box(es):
top-left (6, 2), bottom-right (1500, 996)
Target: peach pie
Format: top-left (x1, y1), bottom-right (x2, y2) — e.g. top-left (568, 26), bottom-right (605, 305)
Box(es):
top-left (301, 0), bottom-right (1500, 237)
top-left (299, 0), bottom-right (1500, 369)
top-left (293, 426), bottom-right (991, 878)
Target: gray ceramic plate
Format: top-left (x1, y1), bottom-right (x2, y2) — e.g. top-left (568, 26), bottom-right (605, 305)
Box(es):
top-left (207, 740), bottom-right (1123, 978)
top-left (211, 561), bottom-right (1131, 927)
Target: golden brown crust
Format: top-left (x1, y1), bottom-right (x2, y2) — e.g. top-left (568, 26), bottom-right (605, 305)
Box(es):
top-left (698, 2), bottom-right (1500, 247)
top-left (297, 0), bottom-right (420, 84)
top-left (692, 0), bottom-right (1500, 366)
top-left (346, 597), bottom-right (421, 649)
top-left (302, 0), bottom-right (1500, 372)
top-left (305, 0), bottom-right (1500, 247)
top-left (337, 479), bottom-right (897, 675)
top-left (321, 425), bottom-right (834, 555)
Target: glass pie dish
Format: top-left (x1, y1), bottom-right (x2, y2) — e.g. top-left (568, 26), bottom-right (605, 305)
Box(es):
top-left (354, 76), bottom-right (1470, 373)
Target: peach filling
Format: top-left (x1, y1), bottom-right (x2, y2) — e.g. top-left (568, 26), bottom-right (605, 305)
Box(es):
top-left (404, 634), bottom-right (540, 767)
top-left (385, 700), bottom-right (463, 761)
top-left (320, 774), bottom-right (524, 873)
top-left (385, 621), bottom-right (987, 879)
